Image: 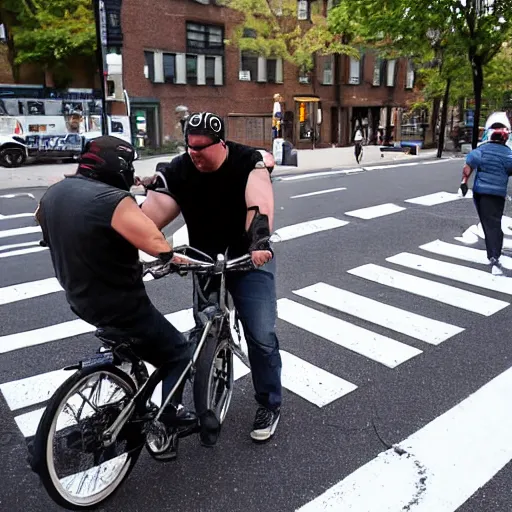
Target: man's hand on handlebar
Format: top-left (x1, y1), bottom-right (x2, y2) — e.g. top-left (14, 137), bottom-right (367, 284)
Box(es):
top-left (134, 175), bottom-right (157, 188)
top-left (251, 250), bottom-right (272, 267)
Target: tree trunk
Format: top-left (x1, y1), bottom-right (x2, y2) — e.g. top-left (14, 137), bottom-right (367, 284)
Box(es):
top-left (430, 97), bottom-right (441, 147)
top-left (437, 78), bottom-right (451, 158)
top-left (471, 56), bottom-right (484, 149)
top-left (44, 67), bottom-right (54, 88)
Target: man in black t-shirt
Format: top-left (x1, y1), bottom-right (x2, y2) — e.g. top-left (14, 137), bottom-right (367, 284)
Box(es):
top-left (36, 136), bottom-right (195, 427)
top-left (138, 112), bottom-right (282, 442)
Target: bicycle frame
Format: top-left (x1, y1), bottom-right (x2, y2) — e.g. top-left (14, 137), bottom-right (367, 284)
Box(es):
top-left (102, 247), bottom-right (252, 447)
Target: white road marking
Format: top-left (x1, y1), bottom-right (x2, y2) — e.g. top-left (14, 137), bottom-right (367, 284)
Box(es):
top-left (0, 226), bottom-right (41, 239)
top-left (280, 350), bottom-right (357, 407)
top-left (0, 193), bottom-right (35, 199)
top-left (0, 277), bottom-right (62, 305)
top-left (294, 283), bottom-right (463, 345)
top-left (271, 218), bottom-right (348, 242)
top-left (388, 252), bottom-right (512, 295)
top-left (0, 241), bottom-right (40, 252)
top-left (290, 187), bottom-right (346, 199)
top-left (345, 203), bottom-right (406, 220)
top-left (420, 239), bottom-right (512, 269)
top-left (0, 246), bottom-right (48, 258)
top-left (296, 365), bottom-right (512, 512)
top-left (405, 191), bottom-right (461, 206)
top-left (0, 213), bottom-right (35, 220)
top-left (348, 263), bottom-right (508, 317)
top-left (277, 298), bottom-right (421, 368)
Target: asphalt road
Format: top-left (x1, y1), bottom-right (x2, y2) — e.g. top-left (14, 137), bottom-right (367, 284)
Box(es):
top-left (1, 158), bottom-right (512, 512)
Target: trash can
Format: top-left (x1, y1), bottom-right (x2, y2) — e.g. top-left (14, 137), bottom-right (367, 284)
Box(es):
top-left (282, 141), bottom-right (298, 166)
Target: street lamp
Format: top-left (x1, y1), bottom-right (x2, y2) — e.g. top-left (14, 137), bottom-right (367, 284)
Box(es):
top-left (93, 0), bottom-right (109, 136)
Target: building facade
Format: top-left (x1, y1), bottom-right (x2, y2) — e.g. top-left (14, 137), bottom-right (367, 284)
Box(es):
top-left (118, 0), bottom-right (420, 150)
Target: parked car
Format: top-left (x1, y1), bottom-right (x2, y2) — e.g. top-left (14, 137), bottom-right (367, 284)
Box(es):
top-left (0, 133), bottom-right (28, 168)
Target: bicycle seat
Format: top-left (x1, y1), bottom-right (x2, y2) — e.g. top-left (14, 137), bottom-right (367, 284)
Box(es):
top-left (94, 327), bottom-right (144, 346)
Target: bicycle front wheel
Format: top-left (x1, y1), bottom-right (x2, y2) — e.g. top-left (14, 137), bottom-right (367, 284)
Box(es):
top-left (30, 364), bottom-right (145, 510)
top-left (193, 335), bottom-right (234, 425)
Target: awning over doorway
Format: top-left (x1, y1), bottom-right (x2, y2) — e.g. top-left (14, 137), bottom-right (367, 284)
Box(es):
top-left (293, 96), bottom-right (320, 102)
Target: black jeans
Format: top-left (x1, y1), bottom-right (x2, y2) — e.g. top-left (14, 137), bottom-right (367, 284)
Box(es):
top-left (473, 192), bottom-right (506, 260)
top-left (107, 297), bottom-right (193, 406)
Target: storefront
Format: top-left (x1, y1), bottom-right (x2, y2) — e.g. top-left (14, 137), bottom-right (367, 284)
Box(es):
top-left (294, 95), bottom-right (322, 148)
top-left (128, 97), bottom-right (161, 149)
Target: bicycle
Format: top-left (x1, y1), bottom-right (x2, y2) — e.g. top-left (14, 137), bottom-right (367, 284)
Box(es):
top-left (28, 245), bottom-right (254, 510)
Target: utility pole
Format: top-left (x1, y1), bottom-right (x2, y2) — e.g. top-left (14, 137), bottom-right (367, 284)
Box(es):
top-left (93, 0), bottom-right (109, 136)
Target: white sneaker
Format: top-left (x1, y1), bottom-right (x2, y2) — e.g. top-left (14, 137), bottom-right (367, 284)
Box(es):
top-left (490, 258), bottom-right (504, 276)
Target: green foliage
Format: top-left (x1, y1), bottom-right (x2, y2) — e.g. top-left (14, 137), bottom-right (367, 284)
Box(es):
top-left (219, 0), bottom-right (357, 71)
top-left (1, 0), bottom-right (96, 68)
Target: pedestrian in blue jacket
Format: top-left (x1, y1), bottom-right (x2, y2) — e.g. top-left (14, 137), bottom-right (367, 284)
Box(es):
top-left (460, 119), bottom-right (512, 275)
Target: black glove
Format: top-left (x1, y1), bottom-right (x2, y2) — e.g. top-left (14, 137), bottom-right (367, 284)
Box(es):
top-left (460, 182), bottom-right (468, 197)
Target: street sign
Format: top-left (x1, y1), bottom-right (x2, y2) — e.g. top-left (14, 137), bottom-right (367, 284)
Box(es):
top-left (99, 0), bottom-right (107, 47)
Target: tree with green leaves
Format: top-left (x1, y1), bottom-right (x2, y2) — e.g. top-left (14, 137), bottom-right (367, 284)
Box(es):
top-left (329, 0), bottom-right (512, 149)
top-left (0, 0), bottom-right (96, 87)
top-left (219, 0), bottom-right (356, 74)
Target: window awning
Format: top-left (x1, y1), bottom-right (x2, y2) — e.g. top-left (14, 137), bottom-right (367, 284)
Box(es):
top-left (293, 96), bottom-right (320, 102)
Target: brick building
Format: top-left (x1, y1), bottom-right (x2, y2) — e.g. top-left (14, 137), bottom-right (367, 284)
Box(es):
top-left (117, 0), bottom-right (421, 150)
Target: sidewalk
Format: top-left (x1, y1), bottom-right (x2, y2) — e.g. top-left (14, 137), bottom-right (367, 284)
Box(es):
top-left (0, 145), bottom-right (446, 190)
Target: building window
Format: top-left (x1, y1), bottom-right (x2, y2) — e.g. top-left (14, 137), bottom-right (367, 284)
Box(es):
top-left (240, 51), bottom-right (258, 81)
top-left (386, 59), bottom-right (397, 87)
top-left (186, 55), bottom-right (198, 84)
top-left (406, 60), bottom-right (415, 89)
top-left (163, 53), bottom-right (176, 84)
top-left (186, 23), bottom-right (224, 54)
top-left (322, 56), bottom-right (333, 85)
top-left (373, 57), bottom-right (382, 86)
top-left (349, 56), bottom-right (361, 85)
top-left (144, 51), bottom-right (155, 82)
top-left (205, 56), bottom-right (216, 85)
top-left (267, 59), bottom-right (277, 83)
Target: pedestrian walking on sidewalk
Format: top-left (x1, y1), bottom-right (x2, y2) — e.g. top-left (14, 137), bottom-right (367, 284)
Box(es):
top-left (459, 115), bottom-right (512, 275)
top-left (354, 127), bottom-right (363, 165)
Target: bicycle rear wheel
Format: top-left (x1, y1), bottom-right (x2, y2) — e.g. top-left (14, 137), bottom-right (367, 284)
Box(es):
top-left (30, 364), bottom-right (145, 510)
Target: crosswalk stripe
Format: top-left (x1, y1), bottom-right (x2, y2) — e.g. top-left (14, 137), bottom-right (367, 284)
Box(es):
top-left (388, 252), bottom-right (512, 295)
top-left (347, 263), bottom-right (509, 316)
top-left (0, 309), bottom-right (194, 355)
top-left (290, 187), bottom-right (346, 199)
top-left (296, 365), bottom-right (512, 512)
top-left (0, 226), bottom-right (41, 239)
top-left (280, 351), bottom-right (357, 407)
top-left (0, 277), bottom-right (61, 305)
top-left (344, 203), bottom-right (405, 220)
top-left (405, 191), bottom-right (461, 206)
top-left (294, 283), bottom-right (464, 345)
top-left (277, 298), bottom-right (421, 368)
top-left (0, 246), bottom-right (48, 258)
top-left (0, 213), bottom-right (35, 220)
top-left (0, 241), bottom-right (40, 252)
top-left (271, 218), bottom-right (349, 242)
top-left (420, 239), bottom-right (512, 269)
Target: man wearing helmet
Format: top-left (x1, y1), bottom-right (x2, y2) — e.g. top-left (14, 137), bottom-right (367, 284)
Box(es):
top-left (138, 112), bottom-right (282, 442)
top-left (459, 114), bottom-right (512, 275)
top-left (36, 135), bottom-right (195, 426)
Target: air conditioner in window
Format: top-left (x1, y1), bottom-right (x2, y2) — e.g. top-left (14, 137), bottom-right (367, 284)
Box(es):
top-left (349, 76), bottom-right (360, 85)
top-left (239, 70), bottom-right (251, 81)
top-left (299, 76), bottom-right (309, 84)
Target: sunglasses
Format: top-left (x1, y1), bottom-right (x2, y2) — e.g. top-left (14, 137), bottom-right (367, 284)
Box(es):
top-left (187, 139), bottom-right (222, 152)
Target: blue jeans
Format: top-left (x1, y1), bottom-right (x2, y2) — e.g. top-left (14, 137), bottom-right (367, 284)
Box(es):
top-left (193, 258), bottom-right (282, 411)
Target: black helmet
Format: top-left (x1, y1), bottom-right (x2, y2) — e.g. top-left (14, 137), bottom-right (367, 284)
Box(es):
top-left (77, 135), bottom-right (137, 190)
top-left (184, 112), bottom-right (225, 145)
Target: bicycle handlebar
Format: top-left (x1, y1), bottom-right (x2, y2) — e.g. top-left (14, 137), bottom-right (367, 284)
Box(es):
top-left (142, 245), bottom-right (255, 279)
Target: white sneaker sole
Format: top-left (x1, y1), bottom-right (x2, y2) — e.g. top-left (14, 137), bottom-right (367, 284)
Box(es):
top-left (250, 415), bottom-right (280, 442)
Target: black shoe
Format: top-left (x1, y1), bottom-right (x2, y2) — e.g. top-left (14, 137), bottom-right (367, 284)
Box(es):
top-left (250, 406), bottom-right (280, 442)
top-left (160, 405), bottom-right (197, 428)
